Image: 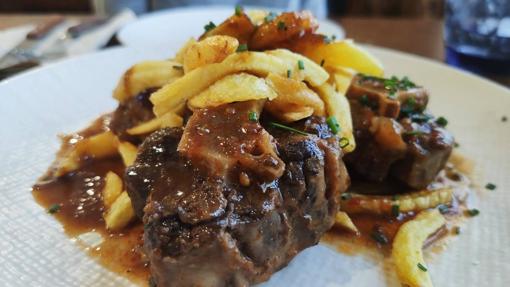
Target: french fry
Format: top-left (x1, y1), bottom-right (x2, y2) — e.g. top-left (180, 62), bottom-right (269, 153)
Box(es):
top-left (246, 10), bottom-right (269, 25)
top-left (150, 51), bottom-right (328, 117)
top-left (183, 35), bottom-right (239, 73)
top-left (117, 141), bottom-right (138, 166)
top-left (301, 39), bottom-right (384, 77)
top-left (265, 73), bottom-right (325, 121)
top-left (341, 188), bottom-right (454, 215)
top-left (314, 83), bottom-right (355, 152)
top-left (102, 171), bottom-right (123, 209)
top-left (174, 38), bottom-right (197, 63)
top-left (265, 49), bottom-right (329, 86)
top-left (104, 191), bottom-right (136, 231)
top-left (392, 209), bottom-right (445, 287)
top-left (188, 73), bottom-right (277, 109)
top-left (328, 66), bottom-right (357, 94)
top-left (126, 112), bottom-right (183, 135)
top-left (334, 211), bottom-right (359, 234)
top-left (113, 60), bottom-right (184, 103)
top-left (54, 131), bottom-right (118, 177)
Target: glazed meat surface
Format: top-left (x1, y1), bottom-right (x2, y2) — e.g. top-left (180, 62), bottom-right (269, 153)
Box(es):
top-left (345, 74), bottom-right (454, 190)
top-left (125, 101), bottom-right (349, 287)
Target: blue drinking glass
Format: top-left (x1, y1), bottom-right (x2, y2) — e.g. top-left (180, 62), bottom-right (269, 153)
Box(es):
top-left (444, 0), bottom-right (510, 75)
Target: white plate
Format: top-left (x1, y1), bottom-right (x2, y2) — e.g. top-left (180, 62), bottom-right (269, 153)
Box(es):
top-left (117, 6), bottom-right (345, 51)
top-left (1, 45), bottom-right (509, 287)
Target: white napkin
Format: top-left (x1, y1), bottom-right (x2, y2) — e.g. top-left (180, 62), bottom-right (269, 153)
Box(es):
top-left (0, 24), bottom-right (35, 59)
top-left (67, 9), bottom-right (136, 56)
top-left (0, 9), bottom-right (136, 64)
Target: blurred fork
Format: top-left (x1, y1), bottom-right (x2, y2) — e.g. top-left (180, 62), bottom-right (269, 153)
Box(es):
top-left (0, 15), bottom-right (64, 69)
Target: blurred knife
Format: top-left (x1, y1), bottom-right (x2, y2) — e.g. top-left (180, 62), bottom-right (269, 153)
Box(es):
top-left (0, 15), bottom-right (64, 69)
top-left (43, 17), bottom-right (110, 60)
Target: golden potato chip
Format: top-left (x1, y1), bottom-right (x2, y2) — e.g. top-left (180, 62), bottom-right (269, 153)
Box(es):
top-left (183, 35), bottom-right (239, 73)
top-left (188, 73), bottom-right (277, 109)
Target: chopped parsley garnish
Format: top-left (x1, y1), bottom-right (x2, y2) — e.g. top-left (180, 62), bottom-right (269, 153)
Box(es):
top-left (339, 137), bottom-right (350, 149)
top-left (236, 43), bottom-right (248, 52)
top-left (277, 21), bottom-right (287, 30)
top-left (360, 74), bottom-right (417, 99)
top-left (435, 116), bottom-right (448, 127)
top-left (248, 112), bottom-right (258, 122)
top-left (466, 208), bottom-right (480, 217)
top-left (485, 183), bottom-right (496, 190)
top-left (320, 59), bottom-right (325, 67)
top-left (264, 12), bottom-right (277, 23)
top-left (454, 226), bottom-right (461, 235)
top-left (297, 60), bottom-right (305, 70)
top-left (417, 263), bottom-right (428, 272)
top-left (341, 193), bottom-right (352, 200)
top-left (235, 5), bottom-right (243, 16)
top-left (400, 76), bottom-right (417, 89)
top-left (286, 69), bottom-right (291, 78)
top-left (454, 142), bottom-right (460, 148)
top-left (270, 122), bottom-right (308, 135)
top-left (48, 203), bottom-right (61, 214)
top-left (391, 204), bottom-right (400, 216)
top-left (172, 65), bottom-right (183, 70)
top-left (204, 21), bottom-right (216, 32)
top-left (326, 116), bottom-right (340, 134)
top-left (437, 204), bottom-right (449, 214)
top-left (502, 116), bottom-right (508, 122)
top-left (371, 229), bottom-right (389, 245)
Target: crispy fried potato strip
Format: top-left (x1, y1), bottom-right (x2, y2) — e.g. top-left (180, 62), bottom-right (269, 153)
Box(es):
top-left (392, 209), bottom-right (446, 287)
top-left (126, 112), bottom-right (183, 135)
top-left (151, 51), bottom-right (328, 117)
top-left (264, 73), bottom-right (324, 122)
top-left (265, 49), bottom-right (329, 85)
top-left (188, 73), bottom-right (277, 109)
top-left (113, 60), bottom-right (184, 103)
top-left (183, 35), bottom-right (239, 73)
top-left (315, 83), bottom-right (355, 152)
top-left (301, 39), bottom-right (384, 77)
top-left (334, 211), bottom-right (359, 234)
top-left (117, 141), bottom-right (138, 166)
top-left (174, 38), bottom-right (197, 63)
top-left (54, 131), bottom-right (118, 177)
top-left (104, 191), bottom-right (135, 231)
top-left (341, 188), bottom-right (454, 215)
top-left (102, 171), bottom-right (123, 209)
top-left (328, 66), bottom-right (357, 94)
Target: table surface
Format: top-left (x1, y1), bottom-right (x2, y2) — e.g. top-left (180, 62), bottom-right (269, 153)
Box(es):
top-left (0, 14), bottom-right (508, 86)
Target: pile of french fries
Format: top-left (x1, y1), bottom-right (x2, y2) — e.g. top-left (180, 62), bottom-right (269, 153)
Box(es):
top-left (50, 10), bottom-right (451, 287)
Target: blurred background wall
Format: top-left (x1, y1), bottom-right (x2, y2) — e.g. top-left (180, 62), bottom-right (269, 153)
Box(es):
top-left (0, 0), bottom-right (445, 18)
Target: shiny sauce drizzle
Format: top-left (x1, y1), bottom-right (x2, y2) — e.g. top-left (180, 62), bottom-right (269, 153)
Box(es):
top-left (323, 152), bottom-right (475, 254)
top-left (32, 116), bottom-right (149, 286)
top-left (32, 113), bottom-right (474, 285)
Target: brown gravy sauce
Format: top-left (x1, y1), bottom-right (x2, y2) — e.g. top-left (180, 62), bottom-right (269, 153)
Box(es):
top-left (322, 151), bottom-right (476, 256)
top-left (32, 114), bottom-right (476, 287)
top-left (32, 116), bottom-right (150, 286)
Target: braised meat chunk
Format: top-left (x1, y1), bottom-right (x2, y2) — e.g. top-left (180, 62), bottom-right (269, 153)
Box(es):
top-left (125, 101), bottom-right (349, 287)
top-left (345, 74), bottom-right (454, 190)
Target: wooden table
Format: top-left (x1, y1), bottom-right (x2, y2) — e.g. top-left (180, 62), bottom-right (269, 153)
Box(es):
top-left (0, 14), bottom-right (508, 86)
